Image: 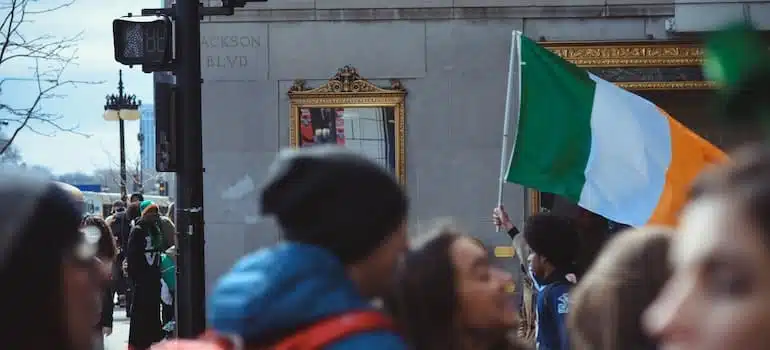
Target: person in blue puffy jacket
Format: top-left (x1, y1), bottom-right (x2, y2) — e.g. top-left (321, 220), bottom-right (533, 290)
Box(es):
top-left (208, 146), bottom-right (409, 349)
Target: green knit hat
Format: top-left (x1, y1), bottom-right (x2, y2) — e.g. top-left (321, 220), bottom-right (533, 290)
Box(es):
top-left (139, 200), bottom-right (154, 215)
top-left (704, 22), bottom-right (770, 125)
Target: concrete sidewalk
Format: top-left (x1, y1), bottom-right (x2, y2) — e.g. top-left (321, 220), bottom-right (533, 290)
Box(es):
top-left (103, 307), bottom-right (130, 350)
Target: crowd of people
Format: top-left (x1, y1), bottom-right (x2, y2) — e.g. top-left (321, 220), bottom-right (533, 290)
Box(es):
top-left (1, 142), bottom-right (770, 349)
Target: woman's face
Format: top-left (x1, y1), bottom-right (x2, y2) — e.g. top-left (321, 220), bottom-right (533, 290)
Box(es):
top-left (644, 196), bottom-right (770, 350)
top-left (61, 253), bottom-right (109, 350)
top-left (451, 237), bottom-right (517, 330)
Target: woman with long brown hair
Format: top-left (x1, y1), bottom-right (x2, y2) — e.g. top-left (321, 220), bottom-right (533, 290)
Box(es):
top-left (0, 174), bottom-right (111, 350)
top-left (387, 221), bottom-right (527, 350)
top-left (569, 226), bottom-right (672, 350)
top-left (81, 215), bottom-right (119, 350)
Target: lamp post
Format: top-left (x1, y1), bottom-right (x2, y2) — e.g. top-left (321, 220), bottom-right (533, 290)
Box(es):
top-left (104, 70), bottom-right (141, 200)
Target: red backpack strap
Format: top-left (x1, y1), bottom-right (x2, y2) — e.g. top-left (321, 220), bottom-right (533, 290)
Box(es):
top-left (198, 330), bottom-right (242, 349)
top-left (271, 310), bottom-right (394, 350)
top-left (148, 331), bottom-right (235, 350)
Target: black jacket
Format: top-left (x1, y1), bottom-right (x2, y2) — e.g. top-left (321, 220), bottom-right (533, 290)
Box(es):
top-left (97, 284), bottom-right (114, 329)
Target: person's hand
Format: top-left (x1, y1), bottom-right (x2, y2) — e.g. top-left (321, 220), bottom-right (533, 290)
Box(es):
top-left (102, 327), bottom-right (112, 336)
top-left (493, 205), bottom-right (515, 231)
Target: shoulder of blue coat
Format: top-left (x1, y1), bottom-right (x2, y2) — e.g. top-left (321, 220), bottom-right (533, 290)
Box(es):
top-left (324, 330), bottom-right (408, 350)
top-left (549, 283), bottom-right (571, 315)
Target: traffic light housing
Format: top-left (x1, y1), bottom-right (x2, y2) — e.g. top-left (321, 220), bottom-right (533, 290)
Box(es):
top-left (154, 72), bottom-right (179, 172)
top-left (113, 16), bottom-right (173, 68)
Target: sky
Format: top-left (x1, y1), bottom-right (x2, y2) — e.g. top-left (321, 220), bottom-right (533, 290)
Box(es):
top-left (2, 0), bottom-right (161, 175)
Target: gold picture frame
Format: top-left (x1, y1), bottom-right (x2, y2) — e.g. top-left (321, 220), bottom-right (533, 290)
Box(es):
top-left (288, 66), bottom-right (407, 185)
top-left (542, 40), bottom-right (712, 91)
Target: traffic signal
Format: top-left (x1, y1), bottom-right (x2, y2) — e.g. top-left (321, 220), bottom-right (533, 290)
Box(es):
top-left (154, 72), bottom-right (178, 172)
top-left (158, 181), bottom-right (168, 196)
top-left (113, 16), bottom-right (173, 70)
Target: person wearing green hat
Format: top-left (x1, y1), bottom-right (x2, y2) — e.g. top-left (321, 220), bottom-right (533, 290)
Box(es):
top-left (704, 22), bottom-right (770, 132)
top-left (126, 200), bottom-right (167, 349)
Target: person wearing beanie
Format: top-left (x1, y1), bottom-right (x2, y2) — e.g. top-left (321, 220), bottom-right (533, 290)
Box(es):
top-left (126, 200), bottom-right (166, 349)
top-left (130, 192), bottom-right (145, 204)
top-left (0, 171), bottom-right (110, 350)
top-left (207, 146), bottom-right (410, 349)
top-left (523, 212), bottom-right (578, 350)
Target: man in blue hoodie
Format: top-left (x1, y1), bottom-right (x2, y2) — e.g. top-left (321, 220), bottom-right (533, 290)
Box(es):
top-left (207, 146), bottom-right (409, 349)
top-left (524, 213), bottom-right (578, 350)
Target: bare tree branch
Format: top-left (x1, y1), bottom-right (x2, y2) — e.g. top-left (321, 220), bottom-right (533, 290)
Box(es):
top-left (0, 0), bottom-right (102, 155)
top-left (96, 142), bottom-right (163, 191)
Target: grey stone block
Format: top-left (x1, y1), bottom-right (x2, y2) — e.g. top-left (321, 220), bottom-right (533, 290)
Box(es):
top-left (242, 0), bottom-right (314, 9)
top-left (672, 3), bottom-right (746, 32)
top-left (607, 3), bottom-right (674, 16)
top-left (242, 221), bottom-right (282, 253)
top-left (645, 17), bottom-right (674, 39)
top-left (524, 18), bottom-right (648, 41)
top-left (749, 3), bottom-right (770, 30)
top-left (453, 0), bottom-right (605, 6)
top-left (268, 21), bottom-right (427, 80)
top-left (675, 0), bottom-right (761, 3)
top-left (608, 0), bottom-right (672, 4)
top-left (202, 81), bottom-right (279, 152)
top-left (408, 146), bottom-right (523, 240)
top-left (402, 77), bottom-right (453, 150)
top-left (202, 151), bottom-right (272, 225)
top-left (204, 223), bottom-right (249, 291)
top-left (411, 20), bottom-right (522, 151)
top-left (200, 23), bottom-right (269, 81)
top-left (316, 0), bottom-right (452, 9)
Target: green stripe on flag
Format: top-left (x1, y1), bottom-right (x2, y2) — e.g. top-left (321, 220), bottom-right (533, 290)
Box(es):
top-left (505, 36), bottom-right (596, 202)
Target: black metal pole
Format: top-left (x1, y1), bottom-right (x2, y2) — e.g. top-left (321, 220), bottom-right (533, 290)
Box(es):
top-left (174, 0), bottom-right (206, 337)
top-left (119, 117), bottom-right (128, 199)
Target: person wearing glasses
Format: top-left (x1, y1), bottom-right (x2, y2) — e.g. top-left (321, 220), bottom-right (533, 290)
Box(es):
top-left (0, 172), bottom-right (111, 350)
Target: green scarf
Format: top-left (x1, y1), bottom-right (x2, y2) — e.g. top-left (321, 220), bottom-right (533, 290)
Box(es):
top-left (140, 200), bottom-right (165, 251)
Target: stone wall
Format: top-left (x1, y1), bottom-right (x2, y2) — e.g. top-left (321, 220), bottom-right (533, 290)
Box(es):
top-left (196, 1), bottom-right (765, 290)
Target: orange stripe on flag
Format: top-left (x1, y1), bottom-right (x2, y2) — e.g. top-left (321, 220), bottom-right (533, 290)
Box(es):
top-left (648, 108), bottom-right (728, 226)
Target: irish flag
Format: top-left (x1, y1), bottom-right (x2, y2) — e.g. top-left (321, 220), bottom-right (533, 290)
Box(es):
top-left (505, 35), bottom-right (727, 227)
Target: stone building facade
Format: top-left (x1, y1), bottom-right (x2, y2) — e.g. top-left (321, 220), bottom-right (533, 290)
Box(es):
top-left (196, 0), bottom-right (770, 290)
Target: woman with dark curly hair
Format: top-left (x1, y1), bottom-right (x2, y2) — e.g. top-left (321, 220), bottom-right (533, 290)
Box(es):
top-left (81, 215), bottom-right (118, 350)
top-left (387, 221), bottom-right (528, 350)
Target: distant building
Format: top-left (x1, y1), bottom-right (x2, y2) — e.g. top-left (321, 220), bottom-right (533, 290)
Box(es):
top-left (138, 104), bottom-right (176, 198)
top-left (138, 104), bottom-right (156, 172)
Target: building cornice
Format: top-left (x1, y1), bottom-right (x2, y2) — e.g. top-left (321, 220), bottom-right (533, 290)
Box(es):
top-left (203, 4), bottom-right (673, 22)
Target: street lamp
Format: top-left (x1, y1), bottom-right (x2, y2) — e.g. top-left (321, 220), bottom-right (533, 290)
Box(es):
top-left (104, 70), bottom-right (141, 200)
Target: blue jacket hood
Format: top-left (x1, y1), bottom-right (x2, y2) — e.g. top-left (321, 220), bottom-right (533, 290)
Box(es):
top-left (207, 242), bottom-right (406, 350)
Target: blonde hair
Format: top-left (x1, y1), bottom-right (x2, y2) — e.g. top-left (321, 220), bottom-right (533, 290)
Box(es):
top-left (569, 226), bottom-right (672, 350)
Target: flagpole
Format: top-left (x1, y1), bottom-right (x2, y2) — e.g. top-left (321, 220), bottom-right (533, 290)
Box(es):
top-left (497, 30), bottom-right (522, 231)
